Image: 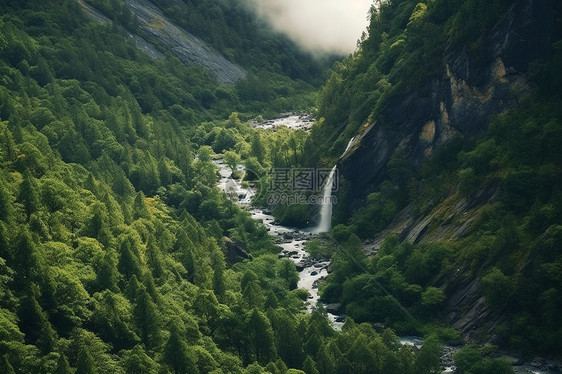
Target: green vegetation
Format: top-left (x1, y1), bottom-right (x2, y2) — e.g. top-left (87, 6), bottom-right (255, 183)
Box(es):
top-left (318, 94), bottom-right (562, 356)
top-left (0, 0), bottom-right (453, 372)
top-left (1, 0), bottom-right (560, 371)
top-left (139, 0), bottom-right (330, 116)
top-left (305, 0), bottom-right (515, 166)
top-left (309, 0), bottom-right (562, 359)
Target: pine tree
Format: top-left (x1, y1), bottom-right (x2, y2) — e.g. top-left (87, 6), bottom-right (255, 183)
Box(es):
top-left (76, 349), bottom-right (97, 374)
top-left (303, 356), bottom-right (319, 374)
top-left (83, 203), bottom-right (111, 247)
top-left (246, 308), bottom-right (276, 365)
top-left (242, 281), bottom-right (264, 309)
top-left (0, 222), bottom-right (12, 263)
top-left (0, 126), bottom-right (17, 163)
top-left (124, 275), bottom-right (141, 301)
top-left (133, 191), bottom-right (150, 220)
top-left (264, 290), bottom-right (280, 309)
top-left (112, 170), bottom-right (135, 198)
top-left (145, 238), bottom-right (163, 279)
top-left (269, 309), bottom-right (303, 368)
top-left (11, 230), bottom-right (38, 290)
top-left (163, 323), bottom-right (199, 374)
top-left (95, 248), bottom-right (119, 292)
top-left (251, 133), bottom-right (266, 163)
top-left (210, 244), bottom-right (226, 299)
top-left (143, 273), bottom-right (160, 304)
top-left (37, 320), bottom-right (57, 354)
top-left (123, 345), bottom-right (159, 374)
top-left (0, 185), bottom-right (11, 221)
top-left (133, 287), bottom-right (160, 349)
top-left (54, 354), bottom-right (72, 374)
top-left (18, 170), bottom-right (40, 220)
top-left (414, 336), bottom-right (441, 374)
top-left (18, 294), bottom-right (47, 345)
top-left (315, 344), bottom-right (336, 374)
top-left (381, 352), bottom-right (403, 374)
top-left (277, 259), bottom-right (299, 290)
top-left (118, 237), bottom-right (142, 283)
top-left (84, 173), bottom-right (98, 195)
top-left (158, 157), bottom-right (172, 186)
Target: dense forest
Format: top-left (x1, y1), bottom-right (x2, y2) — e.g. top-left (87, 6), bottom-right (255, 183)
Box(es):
top-left (0, 0), bottom-right (451, 373)
top-left (0, 0), bottom-right (560, 373)
top-left (302, 0), bottom-right (562, 364)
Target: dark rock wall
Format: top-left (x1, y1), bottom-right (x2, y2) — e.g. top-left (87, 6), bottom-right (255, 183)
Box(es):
top-left (340, 0), bottom-right (558, 211)
top-left (338, 0), bottom-right (561, 342)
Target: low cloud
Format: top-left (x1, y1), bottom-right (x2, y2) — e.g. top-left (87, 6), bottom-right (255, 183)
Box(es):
top-left (242, 0), bottom-right (373, 55)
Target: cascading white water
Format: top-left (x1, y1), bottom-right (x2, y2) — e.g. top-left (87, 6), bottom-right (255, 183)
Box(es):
top-left (312, 136), bottom-right (355, 233)
top-left (313, 165), bottom-right (337, 233)
top-left (343, 136), bottom-right (356, 155)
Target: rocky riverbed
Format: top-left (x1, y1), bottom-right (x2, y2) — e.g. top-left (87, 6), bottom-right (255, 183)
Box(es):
top-left (215, 158), bottom-right (344, 328)
top-left (250, 112), bottom-right (315, 131)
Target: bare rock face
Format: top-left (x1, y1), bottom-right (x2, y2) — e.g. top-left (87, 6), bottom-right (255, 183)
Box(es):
top-left (80, 0), bottom-right (247, 84)
top-left (223, 237), bottom-right (252, 265)
top-left (340, 0), bottom-right (556, 209)
top-left (123, 0), bottom-right (246, 84)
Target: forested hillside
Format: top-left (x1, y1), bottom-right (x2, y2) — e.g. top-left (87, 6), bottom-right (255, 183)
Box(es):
top-left (0, 0), bottom-right (461, 373)
top-left (302, 0), bottom-right (562, 362)
top-left (1, 0), bottom-right (560, 372)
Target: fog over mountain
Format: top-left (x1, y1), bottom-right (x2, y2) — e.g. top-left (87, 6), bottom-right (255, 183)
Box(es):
top-left (241, 0), bottom-right (374, 55)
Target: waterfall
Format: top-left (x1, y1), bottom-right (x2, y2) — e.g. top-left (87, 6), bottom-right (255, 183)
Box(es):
top-left (313, 165), bottom-right (337, 233)
top-left (343, 136), bottom-right (356, 155)
top-left (311, 136), bottom-right (355, 233)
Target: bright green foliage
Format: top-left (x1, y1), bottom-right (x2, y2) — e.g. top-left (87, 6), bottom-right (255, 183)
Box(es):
top-left (421, 287), bottom-right (445, 308)
top-left (454, 344), bottom-right (514, 374)
top-left (0, 0), bottom-right (554, 371)
top-left (122, 345), bottom-right (159, 374)
top-left (414, 335), bottom-right (442, 374)
top-left (454, 345), bottom-right (482, 373)
top-left (11, 230), bottom-right (39, 291)
top-left (277, 259), bottom-right (299, 290)
top-left (223, 150), bottom-right (241, 173)
top-left (91, 290), bottom-right (139, 350)
top-left (480, 267), bottom-right (513, 308)
top-left (18, 170), bottom-right (40, 220)
top-left (133, 287), bottom-right (161, 349)
top-left (245, 309), bottom-right (277, 365)
top-left (0, 186), bottom-right (11, 222)
top-left (267, 308), bottom-right (304, 368)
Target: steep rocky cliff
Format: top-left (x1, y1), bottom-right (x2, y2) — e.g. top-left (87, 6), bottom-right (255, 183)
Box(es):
top-left (332, 0), bottom-right (562, 346)
top-left (341, 0), bottom-right (556, 207)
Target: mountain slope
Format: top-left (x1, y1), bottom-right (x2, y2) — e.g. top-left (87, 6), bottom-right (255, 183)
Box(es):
top-left (311, 0), bottom-right (562, 357)
top-left (121, 0), bottom-right (247, 84)
top-left (0, 1), bottom-right (460, 373)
